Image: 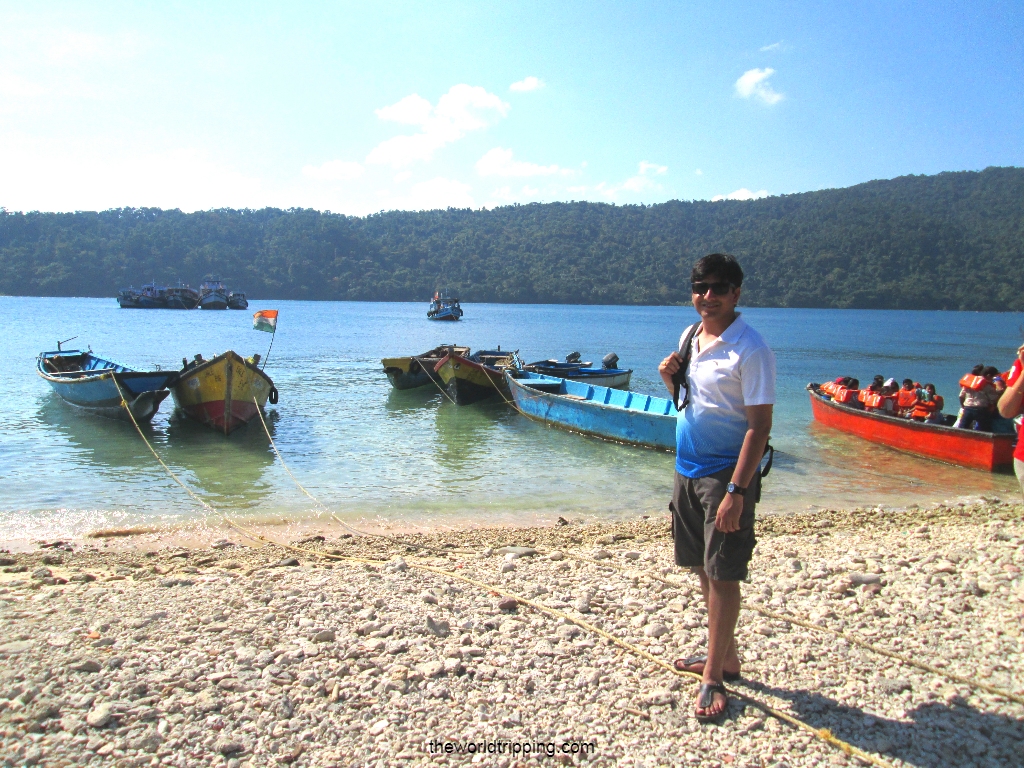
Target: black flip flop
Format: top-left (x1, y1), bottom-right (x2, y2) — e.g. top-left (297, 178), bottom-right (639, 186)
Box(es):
top-left (673, 655), bottom-right (741, 682)
top-left (694, 682), bottom-right (729, 724)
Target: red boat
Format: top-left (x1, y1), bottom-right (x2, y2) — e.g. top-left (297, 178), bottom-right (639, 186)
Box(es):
top-left (807, 384), bottom-right (1015, 471)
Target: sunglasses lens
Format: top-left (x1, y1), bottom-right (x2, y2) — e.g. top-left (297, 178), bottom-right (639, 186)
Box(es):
top-left (691, 283), bottom-right (708, 295)
top-left (692, 282), bottom-right (732, 295)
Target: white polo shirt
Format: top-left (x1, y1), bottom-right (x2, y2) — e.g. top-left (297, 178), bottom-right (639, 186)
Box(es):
top-left (675, 314), bottom-right (776, 478)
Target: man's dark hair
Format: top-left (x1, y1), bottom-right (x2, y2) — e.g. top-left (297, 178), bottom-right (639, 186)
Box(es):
top-left (971, 364), bottom-right (985, 376)
top-left (902, 378), bottom-right (914, 386)
top-left (925, 383), bottom-right (936, 391)
top-left (692, 253), bottom-right (744, 287)
top-left (983, 365), bottom-right (999, 377)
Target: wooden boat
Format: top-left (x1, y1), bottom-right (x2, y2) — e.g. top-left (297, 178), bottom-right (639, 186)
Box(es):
top-left (165, 284), bottom-right (200, 309)
top-left (382, 345), bottom-right (470, 390)
top-left (427, 290), bottom-right (463, 321)
top-left (505, 371), bottom-right (675, 450)
top-left (227, 291), bottom-right (248, 310)
top-left (807, 383), bottom-right (1014, 471)
top-left (434, 349), bottom-right (514, 404)
top-left (171, 351), bottom-right (276, 434)
top-left (198, 277), bottom-right (229, 310)
top-left (523, 357), bottom-right (633, 389)
top-left (37, 346), bottom-right (176, 423)
top-left (116, 288), bottom-right (140, 308)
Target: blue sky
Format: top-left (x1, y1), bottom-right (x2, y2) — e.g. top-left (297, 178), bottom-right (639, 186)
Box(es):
top-left (1, 1), bottom-right (1021, 214)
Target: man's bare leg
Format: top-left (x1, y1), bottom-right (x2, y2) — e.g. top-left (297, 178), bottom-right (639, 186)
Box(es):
top-left (687, 568), bottom-right (741, 677)
top-left (695, 571), bottom-right (741, 718)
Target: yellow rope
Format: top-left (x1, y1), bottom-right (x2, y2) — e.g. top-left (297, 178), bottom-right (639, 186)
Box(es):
top-left (223, 516), bottom-right (894, 768)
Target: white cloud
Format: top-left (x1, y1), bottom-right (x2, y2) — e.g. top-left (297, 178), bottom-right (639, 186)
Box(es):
top-left (366, 84), bottom-right (510, 168)
top-left (695, 168), bottom-right (703, 176)
top-left (510, 76), bottom-right (544, 92)
top-left (711, 188), bottom-right (769, 202)
top-left (383, 176), bottom-right (475, 211)
top-left (301, 160), bottom-right (364, 181)
top-left (638, 161), bottom-right (668, 176)
top-left (734, 68), bottom-right (784, 105)
top-left (475, 147), bottom-right (569, 177)
top-left (576, 161), bottom-right (669, 200)
top-left (759, 41), bottom-right (783, 52)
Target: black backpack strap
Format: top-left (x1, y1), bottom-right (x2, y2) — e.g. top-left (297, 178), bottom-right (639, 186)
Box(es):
top-left (672, 322), bottom-right (702, 412)
top-left (760, 442), bottom-right (774, 478)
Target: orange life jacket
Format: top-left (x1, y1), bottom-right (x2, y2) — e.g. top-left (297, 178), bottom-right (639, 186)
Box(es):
top-left (858, 389), bottom-right (872, 403)
top-left (911, 395), bottom-right (944, 420)
top-left (821, 381), bottom-right (837, 396)
top-left (833, 386), bottom-right (859, 404)
top-left (896, 389), bottom-right (918, 409)
top-left (864, 393), bottom-right (896, 410)
top-left (959, 374), bottom-right (987, 391)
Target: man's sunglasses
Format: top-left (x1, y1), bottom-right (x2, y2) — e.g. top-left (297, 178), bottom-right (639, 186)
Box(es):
top-left (691, 281), bottom-right (734, 296)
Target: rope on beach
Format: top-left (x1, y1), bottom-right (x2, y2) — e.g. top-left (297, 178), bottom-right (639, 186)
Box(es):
top-left (221, 517), bottom-right (896, 768)
top-left (564, 552), bottom-right (1024, 707)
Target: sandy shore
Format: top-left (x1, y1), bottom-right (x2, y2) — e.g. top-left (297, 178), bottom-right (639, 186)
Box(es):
top-left (1, 500), bottom-right (1022, 767)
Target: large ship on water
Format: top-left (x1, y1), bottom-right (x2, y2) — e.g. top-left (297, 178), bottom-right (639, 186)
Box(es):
top-left (117, 278), bottom-right (237, 310)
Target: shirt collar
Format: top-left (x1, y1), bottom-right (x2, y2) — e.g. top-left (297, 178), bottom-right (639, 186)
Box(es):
top-left (716, 313), bottom-right (748, 345)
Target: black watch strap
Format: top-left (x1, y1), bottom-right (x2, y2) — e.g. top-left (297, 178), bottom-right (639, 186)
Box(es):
top-left (726, 482), bottom-right (746, 496)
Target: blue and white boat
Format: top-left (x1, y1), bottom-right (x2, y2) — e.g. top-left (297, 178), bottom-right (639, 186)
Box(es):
top-left (504, 370), bottom-right (675, 450)
top-left (37, 344), bottom-right (177, 423)
top-left (199, 277), bottom-right (229, 310)
top-left (427, 290), bottom-right (463, 321)
top-left (522, 352), bottom-right (632, 389)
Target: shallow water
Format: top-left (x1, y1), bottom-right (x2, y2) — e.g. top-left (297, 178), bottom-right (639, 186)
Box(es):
top-left (1, 297), bottom-right (1021, 542)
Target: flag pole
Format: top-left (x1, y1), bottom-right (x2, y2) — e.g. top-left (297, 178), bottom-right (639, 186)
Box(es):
top-left (262, 328), bottom-right (275, 371)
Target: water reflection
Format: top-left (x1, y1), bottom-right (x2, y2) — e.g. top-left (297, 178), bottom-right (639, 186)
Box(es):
top-left (432, 399), bottom-right (509, 474)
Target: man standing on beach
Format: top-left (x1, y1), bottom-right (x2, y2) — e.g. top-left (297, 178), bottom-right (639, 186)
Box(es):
top-left (658, 253), bottom-right (776, 723)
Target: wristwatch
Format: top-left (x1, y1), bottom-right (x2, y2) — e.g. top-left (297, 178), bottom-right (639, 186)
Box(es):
top-left (726, 482), bottom-right (746, 496)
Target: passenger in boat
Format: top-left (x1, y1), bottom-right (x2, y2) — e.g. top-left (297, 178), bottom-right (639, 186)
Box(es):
top-left (658, 253), bottom-right (775, 724)
top-left (865, 378), bottom-right (898, 414)
top-left (896, 378), bottom-right (919, 417)
top-left (987, 366), bottom-right (1006, 394)
top-left (997, 344), bottom-right (1024, 501)
top-left (910, 384), bottom-right (945, 423)
top-left (957, 364), bottom-right (997, 431)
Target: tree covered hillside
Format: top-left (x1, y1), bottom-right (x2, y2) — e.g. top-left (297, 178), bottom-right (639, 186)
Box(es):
top-left (2, 166), bottom-right (1022, 310)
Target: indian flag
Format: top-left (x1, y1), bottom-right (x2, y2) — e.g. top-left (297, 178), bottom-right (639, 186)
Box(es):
top-left (253, 310), bottom-right (279, 333)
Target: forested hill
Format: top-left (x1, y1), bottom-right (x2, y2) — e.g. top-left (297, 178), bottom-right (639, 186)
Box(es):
top-left (2, 166), bottom-right (1023, 310)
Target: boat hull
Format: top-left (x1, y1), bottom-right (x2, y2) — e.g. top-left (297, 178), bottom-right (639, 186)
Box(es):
top-left (37, 351), bottom-right (176, 423)
top-left (807, 388), bottom-right (1014, 471)
top-left (227, 293), bottom-right (248, 310)
top-left (199, 292), bottom-right (228, 310)
top-left (171, 351), bottom-right (275, 434)
top-left (382, 346), bottom-right (471, 390)
top-left (506, 372), bottom-right (675, 450)
top-left (434, 352), bottom-right (510, 404)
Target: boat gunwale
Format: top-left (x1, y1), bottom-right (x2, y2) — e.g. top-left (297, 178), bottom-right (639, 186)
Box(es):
top-left (172, 350), bottom-right (274, 390)
top-left (508, 371), bottom-right (674, 416)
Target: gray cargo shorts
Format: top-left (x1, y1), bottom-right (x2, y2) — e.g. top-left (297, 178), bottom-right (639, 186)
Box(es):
top-left (670, 466), bottom-right (758, 582)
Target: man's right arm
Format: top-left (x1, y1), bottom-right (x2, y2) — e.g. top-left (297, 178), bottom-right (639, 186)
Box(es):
top-left (997, 347), bottom-right (1024, 418)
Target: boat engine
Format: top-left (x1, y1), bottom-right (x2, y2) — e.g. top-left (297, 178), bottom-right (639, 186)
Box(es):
top-left (602, 352), bottom-right (620, 370)
top-left (565, 351), bottom-right (582, 364)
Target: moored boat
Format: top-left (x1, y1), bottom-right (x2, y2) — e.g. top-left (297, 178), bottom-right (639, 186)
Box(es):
top-left (523, 352), bottom-right (632, 390)
top-left (171, 351), bottom-right (277, 435)
top-left (117, 289), bottom-right (140, 309)
top-left (165, 284), bottom-right (200, 309)
top-left (434, 348), bottom-right (514, 404)
top-left (198, 277), bottom-right (229, 310)
top-left (382, 345), bottom-right (470, 390)
top-left (227, 291), bottom-right (248, 310)
top-left (136, 282), bottom-right (167, 309)
top-left (807, 383), bottom-right (1014, 471)
top-left (37, 345), bottom-right (176, 423)
top-left (427, 290), bottom-right (463, 321)
top-left (505, 371), bottom-right (675, 450)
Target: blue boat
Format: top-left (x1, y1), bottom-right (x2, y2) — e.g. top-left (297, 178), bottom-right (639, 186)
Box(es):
top-left (504, 370), bottom-right (675, 450)
top-left (427, 290), bottom-right (463, 321)
top-left (523, 352), bottom-right (632, 389)
top-left (37, 343), bottom-right (177, 423)
top-left (199, 277), bottom-right (229, 310)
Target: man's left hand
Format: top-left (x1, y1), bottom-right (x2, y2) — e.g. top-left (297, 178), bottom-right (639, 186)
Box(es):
top-left (715, 492), bottom-right (743, 532)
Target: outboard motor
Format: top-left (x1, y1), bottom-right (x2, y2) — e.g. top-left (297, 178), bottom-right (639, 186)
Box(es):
top-left (602, 352), bottom-right (620, 370)
top-left (565, 351), bottom-right (583, 364)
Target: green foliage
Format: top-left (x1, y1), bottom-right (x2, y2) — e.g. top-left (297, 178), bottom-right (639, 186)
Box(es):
top-left (2, 167), bottom-right (1022, 309)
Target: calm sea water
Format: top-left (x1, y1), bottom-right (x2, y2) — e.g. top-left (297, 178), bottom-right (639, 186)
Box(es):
top-left (1, 297), bottom-right (1021, 543)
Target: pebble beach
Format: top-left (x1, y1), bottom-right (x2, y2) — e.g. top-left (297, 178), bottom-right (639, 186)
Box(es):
top-left (1, 500), bottom-right (1022, 768)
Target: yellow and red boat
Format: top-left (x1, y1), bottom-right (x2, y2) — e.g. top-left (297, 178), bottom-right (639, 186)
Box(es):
top-left (171, 351), bottom-right (277, 435)
top-left (433, 349), bottom-right (514, 405)
top-left (807, 382), bottom-right (1014, 471)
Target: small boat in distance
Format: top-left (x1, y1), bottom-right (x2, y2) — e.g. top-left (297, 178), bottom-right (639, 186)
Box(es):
top-left (117, 281), bottom-right (199, 309)
top-left (165, 283), bottom-right (200, 309)
top-left (523, 352), bottom-right (633, 390)
top-left (37, 341), bottom-right (176, 423)
top-left (427, 290), bottom-right (463, 321)
top-left (198, 277), bottom-right (229, 310)
top-left (172, 351), bottom-right (277, 434)
top-left (806, 382), bottom-right (1014, 471)
top-left (227, 291), bottom-right (248, 310)
top-left (117, 288), bottom-right (140, 309)
top-left (434, 348), bottom-right (514, 404)
top-left (505, 371), bottom-right (675, 450)
top-left (382, 345), bottom-right (471, 390)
